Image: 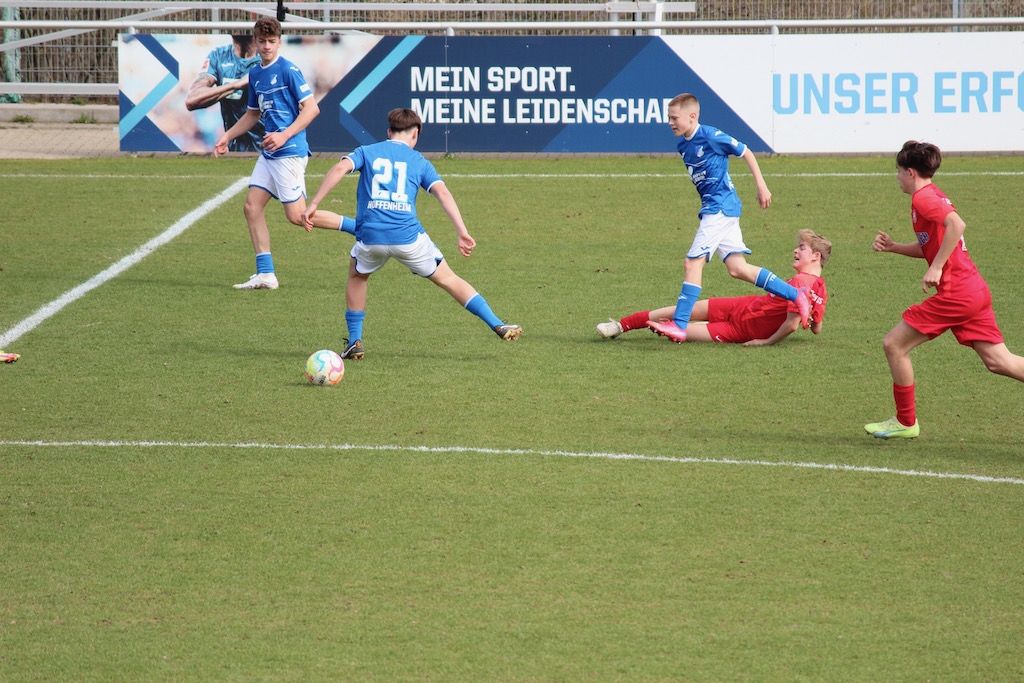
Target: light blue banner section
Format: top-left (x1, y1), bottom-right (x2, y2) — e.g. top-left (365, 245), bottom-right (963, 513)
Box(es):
top-left (340, 35), bottom-right (424, 112)
top-left (119, 73), bottom-right (178, 140)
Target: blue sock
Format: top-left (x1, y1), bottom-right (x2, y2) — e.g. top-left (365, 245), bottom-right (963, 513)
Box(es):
top-left (339, 216), bottom-right (355, 235)
top-left (465, 293), bottom-right (503, 329)
top-left (255, 252), bottom-right (274, 274)
top-left (345, 310), bottom-right (365, 342)
top-left (673, 282), bottom-right (702, 328)
top-left (754, 267), bottom-right (798, 300)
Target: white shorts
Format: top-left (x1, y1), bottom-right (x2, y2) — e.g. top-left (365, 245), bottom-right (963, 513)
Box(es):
top-left (350, 232), bottom-right (444, 277)
top-left (249, 155), bottom-right (308, 204)
top-left (686, 211), bottom-right (751, 262)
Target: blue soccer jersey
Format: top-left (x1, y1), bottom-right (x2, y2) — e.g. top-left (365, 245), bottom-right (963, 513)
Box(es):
top-left (676, 124), bottom-right (747, 218)
top-left (246, 56), bottom-right (314, 159)
top-left (346, 139), bottom-right (443, 246)
top-left (200, 43), bottom-right (262, 152)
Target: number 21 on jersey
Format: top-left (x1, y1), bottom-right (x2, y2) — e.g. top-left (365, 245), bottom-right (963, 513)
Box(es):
top-left (371, 159), bottom-right (409, 203)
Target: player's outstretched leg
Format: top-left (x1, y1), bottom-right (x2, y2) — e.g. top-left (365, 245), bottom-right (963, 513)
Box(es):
top-left (494, 324), bottom-right (522, 341)
top-left (647, 319), bottom-right (687, 343)
top-left (597, 319), bottom-right (624, 338)
top-left (597, 311), bottom-right (654, 339)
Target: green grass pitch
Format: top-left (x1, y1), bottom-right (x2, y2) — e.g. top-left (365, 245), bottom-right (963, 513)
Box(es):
top-left (1, 154), bottom-right (1023, 681)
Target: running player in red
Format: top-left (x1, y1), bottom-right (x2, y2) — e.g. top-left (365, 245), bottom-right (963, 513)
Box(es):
top-left (865, 140), bottom-right (1024, 439)
top-left (597, 230), bottom-right (829, 345)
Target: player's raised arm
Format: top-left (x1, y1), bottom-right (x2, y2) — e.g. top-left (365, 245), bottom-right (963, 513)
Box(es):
top-left (186, 72), bottom-right (248, 111)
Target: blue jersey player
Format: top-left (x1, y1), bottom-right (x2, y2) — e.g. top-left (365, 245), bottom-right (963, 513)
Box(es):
top-left (214, 17), bottom-right (354, 291)
top-left (647, 93), bottom-right (811, 343)
top-left (301, 108), bottom-right (522, 360)
top-left (185, 35), bottom-right (264, 152)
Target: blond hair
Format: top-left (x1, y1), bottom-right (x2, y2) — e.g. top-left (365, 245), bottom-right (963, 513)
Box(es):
top-left (798, 229), bottom-right (831, 266)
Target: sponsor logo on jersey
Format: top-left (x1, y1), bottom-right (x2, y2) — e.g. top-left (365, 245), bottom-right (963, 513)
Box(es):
top-left (366, 200), bottom-right (413, 212)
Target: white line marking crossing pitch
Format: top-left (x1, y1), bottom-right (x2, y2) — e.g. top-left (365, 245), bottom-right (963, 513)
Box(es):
top-left (0, 178), bottom-right (249, 349)
top-left (1, 440), bottom-right (1021, 486)
top-left (3, 171), bottom-right (1024, 181)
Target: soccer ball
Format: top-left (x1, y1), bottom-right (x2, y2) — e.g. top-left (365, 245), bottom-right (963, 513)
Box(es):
top-left (305, 349), bottom-right (345, 386)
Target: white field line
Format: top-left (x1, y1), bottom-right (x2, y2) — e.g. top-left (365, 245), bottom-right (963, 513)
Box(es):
top-left (1, 439), bottom-right (1022, 486)
top-left (0, 177), bottom-right (249, 349)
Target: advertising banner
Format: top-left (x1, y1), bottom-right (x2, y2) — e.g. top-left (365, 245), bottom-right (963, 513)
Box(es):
top-left (119, 33), bottom-right (1024, 155)
top-left (664, 33), bottom-right (1024, 154)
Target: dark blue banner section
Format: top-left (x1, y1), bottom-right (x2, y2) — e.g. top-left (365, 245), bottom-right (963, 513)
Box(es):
top-left (307, 36), bottom-right (771, 154)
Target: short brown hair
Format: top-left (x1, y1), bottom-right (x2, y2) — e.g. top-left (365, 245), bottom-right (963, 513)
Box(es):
top-left (254, 16), bottom-right (282, 39)
top-left (388, 107), bottom-right (422, 134)
top-left (798, 229), bottom-right (832, 266)
top-left (896, 140), bottom-right (941, 178)
top-left (668, 93), bottom-right (700, 112)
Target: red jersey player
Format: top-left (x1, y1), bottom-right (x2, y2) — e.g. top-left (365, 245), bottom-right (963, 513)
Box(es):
top-left (597, 230), bottom-right (829, 346)
top-left (865, 140), bottom-right (1024, 439)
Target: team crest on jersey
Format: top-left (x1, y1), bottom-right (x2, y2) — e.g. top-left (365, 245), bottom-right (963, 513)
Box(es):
top-left (696, 146), bottom-right (704, 158)
top-left (916, 231), bottom-right (929, 246)
top-left (271, 74), bottom-right (278, 85)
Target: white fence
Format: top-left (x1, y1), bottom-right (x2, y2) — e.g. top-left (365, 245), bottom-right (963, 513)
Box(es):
top-left (2, 0), bottom-right (1022, 98)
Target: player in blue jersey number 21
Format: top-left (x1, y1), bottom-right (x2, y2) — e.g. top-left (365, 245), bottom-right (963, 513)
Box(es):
top-left (301, 108), bottom-right (522, 360)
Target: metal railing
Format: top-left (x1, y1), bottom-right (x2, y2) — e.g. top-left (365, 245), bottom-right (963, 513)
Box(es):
top-left (1, 0), bottom-right (1020, 100)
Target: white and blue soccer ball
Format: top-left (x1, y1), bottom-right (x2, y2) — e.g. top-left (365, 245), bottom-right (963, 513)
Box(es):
top-left (305, 349), bottom-right (345, 386)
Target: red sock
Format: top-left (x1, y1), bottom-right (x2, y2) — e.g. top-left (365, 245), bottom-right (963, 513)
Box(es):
top-left (620, 310), bottom-right (651, 332)
top-left (893, 383), bottom-right (916, 427)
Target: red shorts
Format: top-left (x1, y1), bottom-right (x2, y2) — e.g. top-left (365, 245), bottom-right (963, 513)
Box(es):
top-left (705, 296), bottom-right (780, 344)
top-left (902, 284), bottom-right (1003, 347)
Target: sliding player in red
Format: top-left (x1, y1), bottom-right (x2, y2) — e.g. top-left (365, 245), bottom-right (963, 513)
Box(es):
top-left (598, 230), bottom-right (829, 346)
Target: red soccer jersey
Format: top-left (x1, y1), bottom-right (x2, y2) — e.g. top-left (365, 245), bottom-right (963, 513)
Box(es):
top-left (911, 183), bottom-right (987, 295)
top-left (710, 271), bottom-right (827, 342)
